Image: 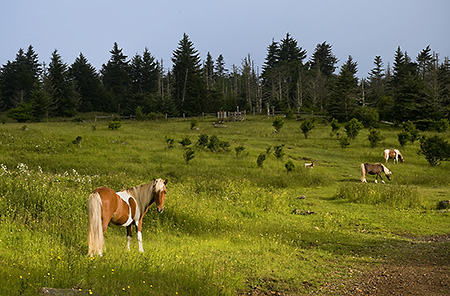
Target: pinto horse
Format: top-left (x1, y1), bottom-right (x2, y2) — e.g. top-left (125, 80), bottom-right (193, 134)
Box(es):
top-left (360, 163), bottom-right (392, 183)
top-left (383, 149), bottom-right (404, 164)
top-left (88, 178), bottom-right (167, 256)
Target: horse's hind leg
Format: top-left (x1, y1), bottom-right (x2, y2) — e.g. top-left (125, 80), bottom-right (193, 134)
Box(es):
top-left (126, 225), bottom-right (132, 251)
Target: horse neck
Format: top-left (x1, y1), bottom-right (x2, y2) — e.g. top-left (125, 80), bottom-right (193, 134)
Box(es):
top-left (126, 182), bottom-right (155, 212)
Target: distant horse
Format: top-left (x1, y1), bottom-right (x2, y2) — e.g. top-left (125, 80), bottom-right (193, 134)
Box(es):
top-left (88, 178), bottom-right (168, 256)
top-left (383, 149), bottom-right (404, 164)
top-left (304, 161), bottom-right (315, 168)
top-left (360, 163), bottom-right (392, 183)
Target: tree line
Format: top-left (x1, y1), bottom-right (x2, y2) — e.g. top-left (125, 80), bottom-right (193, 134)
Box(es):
top-left (1, 33), bottom-right (449, 123)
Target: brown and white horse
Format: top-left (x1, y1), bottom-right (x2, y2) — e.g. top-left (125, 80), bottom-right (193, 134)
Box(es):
top-left (360, 163), bottom-right (392, 183)
top-left (88, 178), bottom-right (167, 256)
top-left (383, 149), bottom-right (404, 164)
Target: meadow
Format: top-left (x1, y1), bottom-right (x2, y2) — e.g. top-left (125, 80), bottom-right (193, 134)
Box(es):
top-left (0, 116), bottom-right (449, 295)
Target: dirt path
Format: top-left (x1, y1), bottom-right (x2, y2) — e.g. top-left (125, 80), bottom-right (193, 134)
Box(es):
top-left (326, 234), bottom-right (450, 295)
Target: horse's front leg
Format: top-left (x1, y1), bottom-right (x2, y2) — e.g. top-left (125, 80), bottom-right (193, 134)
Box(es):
top-left (126, 225), bottom-right (133, 251)
top-left (378, 173), bottom-right (385, 184)
top-left (137, 219), bottom-right (144, 253)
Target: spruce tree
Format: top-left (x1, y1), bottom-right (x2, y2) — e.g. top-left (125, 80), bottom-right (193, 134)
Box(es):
top-left (171, 33), bottom-right (206, 116)
top-left (101, 42), bottom-right (131, 113)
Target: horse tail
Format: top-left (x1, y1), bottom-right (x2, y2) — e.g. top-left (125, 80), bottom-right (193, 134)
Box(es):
top-left (88, 192), bottom-right (104, 256)
top-left (360, 163), bottom-right (366, 182)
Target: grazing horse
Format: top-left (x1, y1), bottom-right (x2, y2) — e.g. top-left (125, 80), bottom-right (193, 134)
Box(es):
top-left (88, 178), bottom-right (168, 256)
top-left (360, 163), bottom-right (392, 183)
top-left (304, 161), bottom-right (315, 168)
top-left (383, 149), bottom-right (404, 164)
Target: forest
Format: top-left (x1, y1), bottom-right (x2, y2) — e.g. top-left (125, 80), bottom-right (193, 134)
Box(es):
top-left (0, 32), bottom-right (449, 124)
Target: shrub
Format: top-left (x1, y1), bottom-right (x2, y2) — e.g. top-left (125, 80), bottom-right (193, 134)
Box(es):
top-left (179, 136), bottom-right (192, 147)
top-left (345, 118), bottom-right (364, 140)
top-left (397, 131), bottom-right (410, 147)
top-left (190, 118), bottom-right (198, 130)
top-left (368, 128), bottom-right (383, 148)
top-left (353, 106), bottom-right (379, 128)
top-left (272, 117), bottom-right (284, 133)
top-left (285, 160), bottom-right (295, 172)
top-left (273, 144), bottom-right (285, 160)
top-left (418, 135), bottom-right (450, 166)
top-left (184, 148), bottom-right (195, 164)
top-left (257, 153), bottom-right (266, 168)
top-left (7, 102), bottom-right (35, 122)
top-left (402, 121), bottom-right (419, 143)
top-left (330, 118), bottom-right (340, 137)
top-left (339, 136), bottom-right (350, 148)
top-left (235, 145), bottom-right (245, 157)
top-left (108, 121), bottom-right (121, 130)
top-left (434, 118), bottom-right (450, 132)
top-left (300, 119), bottom-right (315, 139)
top-left (135, 106), bottom-right (146, 121)
top-left (165, 137), bottom-right (175, 149)
top-left (196, 133), bottom-right (209, 148)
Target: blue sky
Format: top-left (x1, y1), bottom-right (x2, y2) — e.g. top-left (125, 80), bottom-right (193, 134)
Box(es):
top-left (1, 0), bottom-right (449, 78)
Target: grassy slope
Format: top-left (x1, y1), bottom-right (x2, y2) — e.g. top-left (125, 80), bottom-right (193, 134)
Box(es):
top-left (0, 117), bottom-right (449, 295)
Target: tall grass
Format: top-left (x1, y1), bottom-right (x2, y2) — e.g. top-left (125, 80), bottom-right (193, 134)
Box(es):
top-left (0, 118), bottom-right (449, 295)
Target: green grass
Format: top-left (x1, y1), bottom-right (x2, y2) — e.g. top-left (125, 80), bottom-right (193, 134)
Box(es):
top-left (0, 117), bottom-right (449, 295)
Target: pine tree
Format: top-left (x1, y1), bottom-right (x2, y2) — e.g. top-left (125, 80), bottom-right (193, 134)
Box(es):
top-left (171, 33), bottom-right (206, 116)
top-left (366, 56), bottom-right (386, 106)
top-left (69, 53), bottom-right (104, 112)
top-left (101, 42), bottom-right (131, 113)
top-left (48, 50), bottom-right (79, 116)
top-left (328, 56), bottom-right (359, 121)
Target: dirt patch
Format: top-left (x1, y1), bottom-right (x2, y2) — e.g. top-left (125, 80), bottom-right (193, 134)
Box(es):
top-left (322, 234), bottom-right (450, 295)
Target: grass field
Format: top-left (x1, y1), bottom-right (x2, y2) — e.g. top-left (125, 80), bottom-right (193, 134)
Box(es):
top-left (0, 116), bottom-right (449, 295)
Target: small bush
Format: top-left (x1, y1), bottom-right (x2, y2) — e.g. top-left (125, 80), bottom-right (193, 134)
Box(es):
top-left (184, 148), bottom-right (195, 164)
top-left (108, 121), bottom-right (121, 130)
top-left (330, 118), bottom-right (340, 135)
top-left (368, 128), bottom-right (383, 148)
top-left (235, 145), bottom-right (245, 157)
top-left (285, 160), bottom-right (295, 172)
top-left (165, 137), bottom-right (175, 149)
top-left (300, 119), bottom-right (315, 139)
top-left (196, 133), bottom-right (209, 148)
top-left (339, 136), bottom-right (350, 148)
top-left (190, 118), bottom-right (199, 130)
top-left (257, 153), bottom-right (266, 168)
top-left (418, 135), bottom-right (450, 166)
top-left (345, 118), bottom-right (364, 140)
top-left (434, 118), bottom-right (450, 132)
top-left (179, 136), bottom-right (192, 147)
top-left (397, 131), bottom-right (410, 147)
top-left (402, 121), bottom-right (419, 143)
top-left (272, 117), bottom-right (284, 133)
top-left (273, 144), bottom-right (285, 160)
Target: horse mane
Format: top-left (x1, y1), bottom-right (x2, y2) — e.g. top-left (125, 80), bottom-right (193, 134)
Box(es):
top-left (124, 179), bottom-right (165, 214)
top-left (380, 164), bottom-right (392, 176)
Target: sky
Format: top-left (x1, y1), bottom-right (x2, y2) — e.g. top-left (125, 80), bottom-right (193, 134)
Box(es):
top-left (1, 0), bottom-right (449, 79)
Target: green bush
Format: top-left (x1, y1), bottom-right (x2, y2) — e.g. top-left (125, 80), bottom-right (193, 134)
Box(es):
top-left (257, 153), bottom-right (266, 168)
top-left (397, 131), bottom-right (410, 147)
top-left (179, 136), bottom-right (192, 147)
top-left (184, 148), bottom-right (195, 163)
top-left (300, 119), bottom-right (315, 139)
top-left (108, 121), bottom-right (121, 130)
top-left (285, 160), bottom-right (295, 172)
top-left (272, 117), bottom-right (284, 133)
top-left (368, 128), bottom-right (383, 148)
top-left (434, 118), bottom-right (450, 132)
top-left (418, 135), bottom-right (450, 166)
top-left (273, 144), bottom-right (285, 160)
top-left (235, 145), bottom-right (245, 157)
top-left (339, 136), bottom-right (350, 148)
top-left (345, 118), bottom-right (364, 140)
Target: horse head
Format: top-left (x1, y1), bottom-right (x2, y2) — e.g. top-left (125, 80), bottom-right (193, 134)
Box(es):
top-left (382, 165), bottom-right (392, 181)
top-left (153, 178), bottom-right (168, 213)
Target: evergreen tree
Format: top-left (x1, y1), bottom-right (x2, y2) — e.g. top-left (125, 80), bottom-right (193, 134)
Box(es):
top-left (366, 56), bottom-right (386, 107)
top-left (101, 42), bottom-right (131, 113)
top-left (171, 33), bottom-right (206, 116)
top-left (69, 53), bottom-right (104, 112)
top-left (328, 56), bottom-right (359, 121)
top-left (0, 46), bottom-right (41, 109)
top-left (48, 50), bottom-right (79, 116)
top-left (309, 42), bottom-right (338, 111)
